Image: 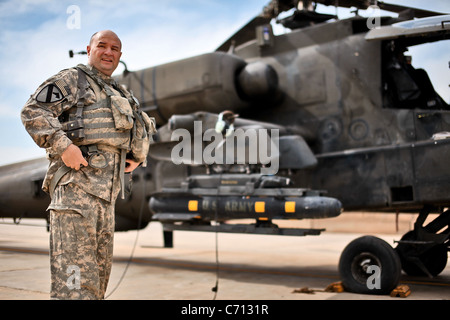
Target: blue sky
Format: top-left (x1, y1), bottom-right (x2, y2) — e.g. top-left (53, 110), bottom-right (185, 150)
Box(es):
top-left (0, 0), bottom-right (448, 166)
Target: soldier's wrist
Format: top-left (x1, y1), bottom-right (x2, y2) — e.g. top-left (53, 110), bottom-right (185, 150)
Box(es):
top-left (52, 134), bottom-right (74, 156)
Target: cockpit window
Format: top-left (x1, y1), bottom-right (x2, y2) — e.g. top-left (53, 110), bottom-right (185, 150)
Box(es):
top-left (382, 40), bottom-right (449, 110)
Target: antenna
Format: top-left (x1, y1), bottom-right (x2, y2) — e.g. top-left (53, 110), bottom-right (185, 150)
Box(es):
top-left (68, 50), bottom-right (87, 58)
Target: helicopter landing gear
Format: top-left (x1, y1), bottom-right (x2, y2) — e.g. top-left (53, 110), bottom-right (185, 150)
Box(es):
top-left (395, 206), bottom-right (450, 277)
top-left (339, 206), bottom-right (450, 295)
top-left (338, 235), bottom-right (402, 295)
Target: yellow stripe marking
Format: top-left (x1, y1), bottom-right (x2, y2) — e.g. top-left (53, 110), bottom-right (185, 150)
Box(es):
top-left (188, 200), bottom-right (198, 211)
top-left (255, 201), bottom-right (265, 213)
top-left (285, 201), bottom-right (296, 213)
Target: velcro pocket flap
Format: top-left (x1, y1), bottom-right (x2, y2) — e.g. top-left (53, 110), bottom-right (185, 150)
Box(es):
top-left (110, 95), bottom-right (134, 130)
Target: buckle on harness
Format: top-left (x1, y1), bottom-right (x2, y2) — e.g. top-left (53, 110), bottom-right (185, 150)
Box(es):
top-left (62, 117), bottom-right (85, 142)
top-left (80, 145), bottom-right (108, 169)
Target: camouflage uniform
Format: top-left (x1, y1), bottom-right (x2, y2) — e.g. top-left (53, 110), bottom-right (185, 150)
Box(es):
top-left (21, 64), bottom-right (155, 299)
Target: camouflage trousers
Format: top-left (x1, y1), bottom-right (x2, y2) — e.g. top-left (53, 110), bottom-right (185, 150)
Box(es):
top-left (49, 183), bottom-right (115, 300)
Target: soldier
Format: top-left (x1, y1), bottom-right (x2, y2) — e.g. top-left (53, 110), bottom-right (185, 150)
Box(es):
top-left (21, 30), bottom-right (155, 299)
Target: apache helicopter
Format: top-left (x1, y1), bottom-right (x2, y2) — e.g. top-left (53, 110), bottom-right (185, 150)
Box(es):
top-left (1, 0), bottom-right (449, 295)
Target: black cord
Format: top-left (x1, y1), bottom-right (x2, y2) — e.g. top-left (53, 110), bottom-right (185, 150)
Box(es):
top-left (211, 229), bottom-right (219, 299)
top-left (211, 173), bottom-right (222, 300)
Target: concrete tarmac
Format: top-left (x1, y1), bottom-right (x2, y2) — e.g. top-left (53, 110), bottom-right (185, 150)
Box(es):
top-left (0, 218), bottom-right (449, 301)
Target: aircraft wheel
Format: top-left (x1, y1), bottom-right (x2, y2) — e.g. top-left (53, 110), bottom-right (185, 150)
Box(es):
top-left (339, 236), bottom-right (401, 295)
top-left (396, 231), bottom-right (448, 277)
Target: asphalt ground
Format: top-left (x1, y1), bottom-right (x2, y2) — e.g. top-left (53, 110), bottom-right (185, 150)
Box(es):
top-left (0, 217), bottom-right (448, 304)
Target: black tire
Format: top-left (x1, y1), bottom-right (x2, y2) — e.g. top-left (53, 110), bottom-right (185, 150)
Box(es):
top-left (339, 236), bottom-right (401, 295)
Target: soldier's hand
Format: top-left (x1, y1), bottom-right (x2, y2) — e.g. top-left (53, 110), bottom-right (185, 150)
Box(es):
top-left (61, 144), bottom-right (89, 170)
top-left (125, 159), bottom-right (140, 173)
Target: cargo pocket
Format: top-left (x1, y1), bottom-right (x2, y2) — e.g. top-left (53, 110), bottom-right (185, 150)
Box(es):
top-left (110, 95), bottom-right (134, 130)
top-left (139, 111), bottom-right (157, 138)
top-left (49, 210), bottom-right (86, 279)
top-left (49, 209), bottom-right (96, 299)
top-left (131, 110), bottom-right (156, 164)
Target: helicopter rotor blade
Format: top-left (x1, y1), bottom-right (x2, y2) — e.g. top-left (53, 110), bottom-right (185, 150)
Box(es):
top-left (216, 15), bottom-right (272, 52)
top-left (316, 0), bottom-right (447, 18)
top-left (216, 0), bottom-right (297, 52)
top-left (376, 1), bottom-right (448, 18)
top-left (216, 0), bottom-right (448, 52)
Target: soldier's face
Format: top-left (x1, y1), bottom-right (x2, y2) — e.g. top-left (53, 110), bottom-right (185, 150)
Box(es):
top-left (87, 32), bottom-right (122, 76)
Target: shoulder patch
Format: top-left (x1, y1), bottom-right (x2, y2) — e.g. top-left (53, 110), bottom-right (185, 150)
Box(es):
top-left (36, 84), bottom-right (65, 103)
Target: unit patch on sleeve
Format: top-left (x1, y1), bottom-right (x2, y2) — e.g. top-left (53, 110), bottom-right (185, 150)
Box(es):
top-left (36, 84), bottom-right (65, 103)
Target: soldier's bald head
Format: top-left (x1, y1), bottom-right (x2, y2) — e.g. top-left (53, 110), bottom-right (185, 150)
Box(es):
top-left (89, 30), bottom-right (122, 50)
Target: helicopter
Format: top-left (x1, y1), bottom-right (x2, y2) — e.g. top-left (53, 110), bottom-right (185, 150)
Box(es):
top-left (1, 0), bottom-right (449, 295)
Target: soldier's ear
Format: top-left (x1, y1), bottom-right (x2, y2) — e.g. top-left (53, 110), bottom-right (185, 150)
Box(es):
top-left (86, 45), bottom-right (91, 57)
